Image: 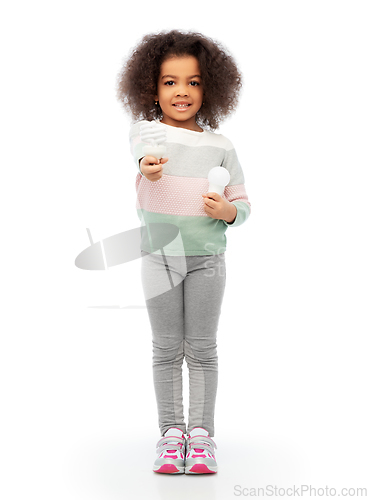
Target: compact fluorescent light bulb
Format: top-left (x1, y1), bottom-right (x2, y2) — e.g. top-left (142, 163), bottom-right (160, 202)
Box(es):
top-left (207, 166), bottom-right (231, 196)
top-left (140, 122), bottom-right (167, 159)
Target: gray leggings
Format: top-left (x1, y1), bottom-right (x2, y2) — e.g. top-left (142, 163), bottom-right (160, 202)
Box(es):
top-left (141, 250), bottom-right (226, 437)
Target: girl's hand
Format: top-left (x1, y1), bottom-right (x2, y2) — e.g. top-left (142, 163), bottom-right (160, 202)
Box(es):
top-left (202, 192), bottom-right (237, 223)
top-left (140, 156), bottom-right (168, 182)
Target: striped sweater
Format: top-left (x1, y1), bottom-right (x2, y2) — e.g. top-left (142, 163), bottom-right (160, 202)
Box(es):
top-left (130, 119), bottom-right (251, 256)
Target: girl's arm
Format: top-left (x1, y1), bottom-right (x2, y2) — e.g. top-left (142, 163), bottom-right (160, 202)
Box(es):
top-left (221, 142), bottom-right (251, 227)
top-left (129, 121), bottom-right (149, 174)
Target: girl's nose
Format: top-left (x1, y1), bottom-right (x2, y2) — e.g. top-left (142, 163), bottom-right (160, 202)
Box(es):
top-left (176, 86), bottom-right (188, 97)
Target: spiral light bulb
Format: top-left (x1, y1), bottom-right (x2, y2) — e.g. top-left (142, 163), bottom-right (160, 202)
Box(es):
top-left (207, 166), bottom-right (231, 196)
top-left (140, 122), bottom-right (167, 159)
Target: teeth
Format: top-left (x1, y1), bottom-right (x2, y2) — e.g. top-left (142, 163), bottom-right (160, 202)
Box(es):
top-left (174, 104), bottom-right (189, 108)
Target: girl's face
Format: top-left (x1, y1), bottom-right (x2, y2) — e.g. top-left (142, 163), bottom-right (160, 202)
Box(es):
top-left (155, 55), bottom-right (204, 132)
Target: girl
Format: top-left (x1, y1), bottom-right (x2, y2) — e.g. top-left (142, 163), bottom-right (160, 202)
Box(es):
top-left (116, 30), bottom-right (251, 474)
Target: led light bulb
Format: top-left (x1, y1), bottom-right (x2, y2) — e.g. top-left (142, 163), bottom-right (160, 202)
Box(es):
top-left (207, 166), bottom-right (231, 196)
top-left (140, 121), bottom-right (167, 159)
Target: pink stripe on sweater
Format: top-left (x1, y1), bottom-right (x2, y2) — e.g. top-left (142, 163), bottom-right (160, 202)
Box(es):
top-left (135, 174), bottom-right (249, 216)
top-left (224, 185), bottom-right (251, 211)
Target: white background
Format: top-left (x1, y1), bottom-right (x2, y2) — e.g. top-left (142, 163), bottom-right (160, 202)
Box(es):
top-left (1, 1), bottom-right (367, 499)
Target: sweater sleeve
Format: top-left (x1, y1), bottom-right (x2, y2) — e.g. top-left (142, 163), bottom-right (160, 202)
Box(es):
top-left (129, 120), bottom-right (148, 175)
top-left (221, 140), bottom-right (251, 227)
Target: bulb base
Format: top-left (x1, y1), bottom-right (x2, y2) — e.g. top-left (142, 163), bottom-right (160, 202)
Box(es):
top-left (143, 145), bottom-right (167, 159)
top-left (208, 183), bottom-right (225, 196)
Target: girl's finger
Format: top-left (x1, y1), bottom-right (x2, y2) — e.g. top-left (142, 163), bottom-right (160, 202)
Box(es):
top-left (145, 155), bottom-right (160, 165)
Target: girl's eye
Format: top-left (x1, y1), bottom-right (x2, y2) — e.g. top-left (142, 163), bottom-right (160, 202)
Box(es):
top-left (163, 81), bottom-right (200, 86)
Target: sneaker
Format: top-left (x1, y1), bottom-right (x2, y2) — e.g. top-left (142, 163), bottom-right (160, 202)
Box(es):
top-left (185, 427), bottom-right (218, 474)
top-left (153, 427), bottom-right (186, 474)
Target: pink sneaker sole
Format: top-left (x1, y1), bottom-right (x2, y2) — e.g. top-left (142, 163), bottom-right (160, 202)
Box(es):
top-left (186, 464), bottom-right (217, 474)
top-left (154, 464), bottom-right (182, 474)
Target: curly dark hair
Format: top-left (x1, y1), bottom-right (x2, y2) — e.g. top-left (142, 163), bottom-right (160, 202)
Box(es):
top-left (115, 30), bottom-right (242, 130)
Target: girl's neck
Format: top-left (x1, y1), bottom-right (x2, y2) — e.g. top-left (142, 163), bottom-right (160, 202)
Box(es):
top-left (159, 117), bottom-right (203, 133)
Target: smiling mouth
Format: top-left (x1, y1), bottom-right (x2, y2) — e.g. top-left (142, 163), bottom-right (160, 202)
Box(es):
top-left (173, 103), bottom-right (191, 108)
